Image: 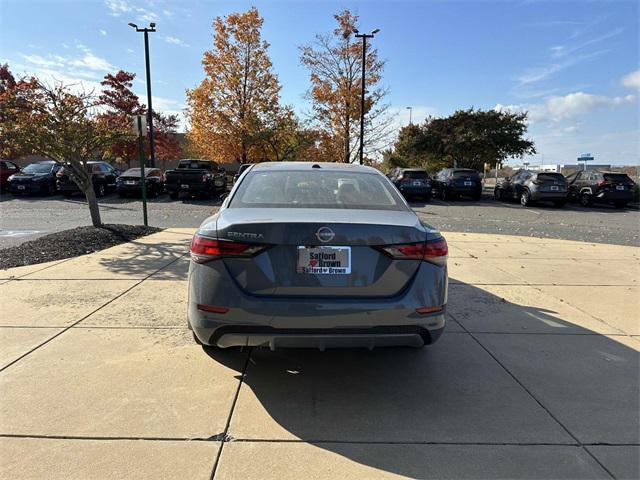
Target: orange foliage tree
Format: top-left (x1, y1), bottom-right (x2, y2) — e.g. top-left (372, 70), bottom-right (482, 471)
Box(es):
top-left (187, 7), bottom-right (284, 163)
top-left (300, 9), bottom-right (393, 163)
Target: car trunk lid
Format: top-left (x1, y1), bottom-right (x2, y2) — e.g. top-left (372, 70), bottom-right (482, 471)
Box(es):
top-left (207, 208), bottom-right (432, 298)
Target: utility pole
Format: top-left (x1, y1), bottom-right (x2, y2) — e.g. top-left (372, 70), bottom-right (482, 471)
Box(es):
top-left (406, 106), bottom-right (413, 125)
top-left (354, 28), bottom-right (379, 165)
top-left (129, 22), bottom-right (157, 168)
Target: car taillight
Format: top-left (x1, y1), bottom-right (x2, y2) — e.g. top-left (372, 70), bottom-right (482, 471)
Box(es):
top-left (190, 234), bottom-right (267, 263)
top-left (598, 180), bottom-right (605, 187)
top-left (376, 237), bottom-right (448, 266)
top-left (56, 171), bottom-right (64, 178)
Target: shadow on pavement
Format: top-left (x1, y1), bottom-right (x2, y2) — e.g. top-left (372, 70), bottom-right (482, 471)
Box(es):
top-left (201, 282), bottom-right (639, 479)
top-left (97, 239), bottom-right (190, 280)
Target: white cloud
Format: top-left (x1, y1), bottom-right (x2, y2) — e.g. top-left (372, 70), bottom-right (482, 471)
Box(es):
top-left (549, 28), bottom-right (624, 59)
top-left (21, 54), bottom-right (64, 68)
top-left (495, 91), bottom-right (637, 123)
top-left (105, 0), bottom-right (132, 16)
top-left (99, 29), bottom-right (108, 36)
top-left (516, 50), bottom-right (605, 86)
top-left (622, 69), bottom-right (640, 90)
top-left (161, 36), bottom-right (190, 48)
top-left (69, 53), bottom-right (114, 71)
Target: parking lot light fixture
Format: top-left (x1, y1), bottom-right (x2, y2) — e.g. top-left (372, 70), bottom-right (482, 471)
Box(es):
top-left (129, 21), bottom-right (157, 169)
top-left (354, 28), bottom-right (379, 165)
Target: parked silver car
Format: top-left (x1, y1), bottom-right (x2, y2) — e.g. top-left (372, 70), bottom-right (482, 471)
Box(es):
top-left (187, 162), bottom-right (448, 349)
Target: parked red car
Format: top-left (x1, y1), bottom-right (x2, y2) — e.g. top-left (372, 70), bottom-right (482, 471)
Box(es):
top-left (0, 160), bottom-right (20, 193)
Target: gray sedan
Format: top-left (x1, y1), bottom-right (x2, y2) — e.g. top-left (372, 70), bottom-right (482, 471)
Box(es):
top-left (188, 162), bottom-right (448, 349)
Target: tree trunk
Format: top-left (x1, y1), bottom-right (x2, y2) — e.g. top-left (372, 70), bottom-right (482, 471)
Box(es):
top-left (84, 187), bottom-right (103, 227)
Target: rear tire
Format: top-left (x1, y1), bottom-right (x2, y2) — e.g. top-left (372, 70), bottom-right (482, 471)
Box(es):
top-left (614, 201), bottom-right (627, 209)
top-left (169, 192), bottom-right (179, 200)
top-left (580, 192), bottom-right (592, 207)
top-left (553, 200), bottom-right (566, 208)
top-left (520, 190), bottom-right (531, 207)
top-left (473, 193), bottom-right (482, 201)
top-left (494, 188), bottom-right (503, 201)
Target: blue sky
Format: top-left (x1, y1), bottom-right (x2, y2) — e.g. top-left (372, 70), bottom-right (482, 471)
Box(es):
top-left (1, 0), bottom-right (638, 165)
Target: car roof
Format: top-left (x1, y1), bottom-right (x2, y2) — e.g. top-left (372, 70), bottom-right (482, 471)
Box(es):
top-left (251, 162), bottom-right (380, 174)
top-left (401, 168), bottom-right (428, 172)
top-left (36, 160), bottom-right (57, 164)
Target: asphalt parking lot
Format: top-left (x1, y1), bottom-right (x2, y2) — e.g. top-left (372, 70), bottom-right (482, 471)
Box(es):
top-left (0, 229), bottom-right (638, 479)
top-left (1, 192), bottom-right (638, 248)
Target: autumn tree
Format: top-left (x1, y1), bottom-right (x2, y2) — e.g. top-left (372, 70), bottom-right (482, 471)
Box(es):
top-left (99, 70), bottom-right (181, 168)
top-left (1, 73), bottom-right (126, 226)
top-left (300, 9), bottom-right (393, 163)
top-left (153, 111), bottom-right (182, 168)
top-left (98, 70), bottom-right (143, 168)
top-left (187, 7), bottom-right (283, 163)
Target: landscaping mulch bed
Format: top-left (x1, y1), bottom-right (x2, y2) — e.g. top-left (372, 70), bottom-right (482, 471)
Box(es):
top-left (0, 224), bottom-right (162, 270)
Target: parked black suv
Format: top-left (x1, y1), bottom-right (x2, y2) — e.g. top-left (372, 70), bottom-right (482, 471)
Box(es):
top-left (388, 168), bottom-right (432, 200)
top-left (494, 170), bottom-right (567, 207)
top-left (565, 170), bottom-right (634, 209)
top-left (164, 159), bottom-right (227, 199)
top-left (56, 161), bottom-right (120, 197)
top-left (8, 161), bottom-right (60, 196)
top-left (432, 168), bottom-right (482, 200)
top-left (116, 168), bottom-right (164, 198)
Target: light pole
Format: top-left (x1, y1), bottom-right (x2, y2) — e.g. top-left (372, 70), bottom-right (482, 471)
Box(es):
top-left (354, 28), bottom-right (379, 165)
top-left (406, 106), bottom-right (413, 125)
top-left (128, 22), bottom-right (157, 168)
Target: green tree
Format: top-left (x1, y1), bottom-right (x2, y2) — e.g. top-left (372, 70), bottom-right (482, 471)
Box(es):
top-left (387, 108), bottom-right (535, 171)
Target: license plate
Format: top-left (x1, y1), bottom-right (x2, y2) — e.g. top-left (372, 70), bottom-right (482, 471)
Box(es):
top-left (551, 186), bottom-right (559, 191)
top-left (125, 180), bottom-right (136, 185)
top-left (464, 181), bottom-right (473, 186)
top-left (296, 246), bottom-right (351, 274)
top-left (17, 185), bottom-right (25, 190)
top-left (616, 185), bottom-right (625, 190)
top-left (181, 184), bottom-right (189, 189)
top-left (413, 181), bottom-right (421, 186)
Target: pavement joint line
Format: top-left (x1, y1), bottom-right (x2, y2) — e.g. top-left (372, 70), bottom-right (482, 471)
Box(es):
top-left (477, 260), bottom-right (631, 336)
top-left (0, 256), bottom-right (76, 283)
top-left (209, 347), bottom-right (253, 480)
top-left (1, 433), bottom-right (638, 447)
top-left (448, 311), bottom-right (617, 479)
top-left (487, 262), bottom-right (631, 336)
top-left (0, 253), bottom-right (188, 374)
top-left (0, 325), bottom-right (188, 330)
top-left (442, 330), bottom-right (636, 337)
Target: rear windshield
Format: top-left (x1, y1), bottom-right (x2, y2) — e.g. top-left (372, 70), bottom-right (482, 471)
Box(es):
top-left (452, 170), bottom-right (480, 179)
top-left (178, 160), bottom-right (213, 170)
top-left (230, 171), bottom-right (407, 211)
top-left (403, 170), bottom-right (429, 179)
top-left (603, 174), bottom-right (634, 184)
top-left (537, 173), bottom-right (565, 182)
top-left (22, 163), bottom-right (53, 174)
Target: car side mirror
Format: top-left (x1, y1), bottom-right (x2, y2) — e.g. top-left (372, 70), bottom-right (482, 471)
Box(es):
top-left (220, 192), bottom-right (229, 201)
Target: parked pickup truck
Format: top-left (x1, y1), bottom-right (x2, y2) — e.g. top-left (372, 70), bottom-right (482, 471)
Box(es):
top-left (164, 159), bottom-right (227, 199)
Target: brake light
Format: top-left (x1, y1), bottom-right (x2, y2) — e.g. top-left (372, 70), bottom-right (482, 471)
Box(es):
top-left (376, 237), bottom-right (448, 266)
top-left (190, 234), bottom-right (267, 263)
top-left (598, 180), bottom-right (605, 187)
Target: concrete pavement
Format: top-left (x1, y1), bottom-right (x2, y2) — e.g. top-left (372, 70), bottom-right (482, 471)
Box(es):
top-left (0, 229), bottom-right (638, 479)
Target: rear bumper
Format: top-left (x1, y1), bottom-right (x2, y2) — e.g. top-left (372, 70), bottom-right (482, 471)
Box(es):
top-left (194, 323), bottom-right (445, 349)
top-left (449, 185), bottom-right (482, 196)
top-left (56, 182), bottom-right (80, 193)
top-left (9, 182), bottom-right (45, 193)
top-left (530, 191), bottom-right (567, 201)
top-left (188, 258), bottom-right (448, 349)
top-left (398, 186), bottom-right (432, 196)
top-left (596, 191), bottom-right (633, 203)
